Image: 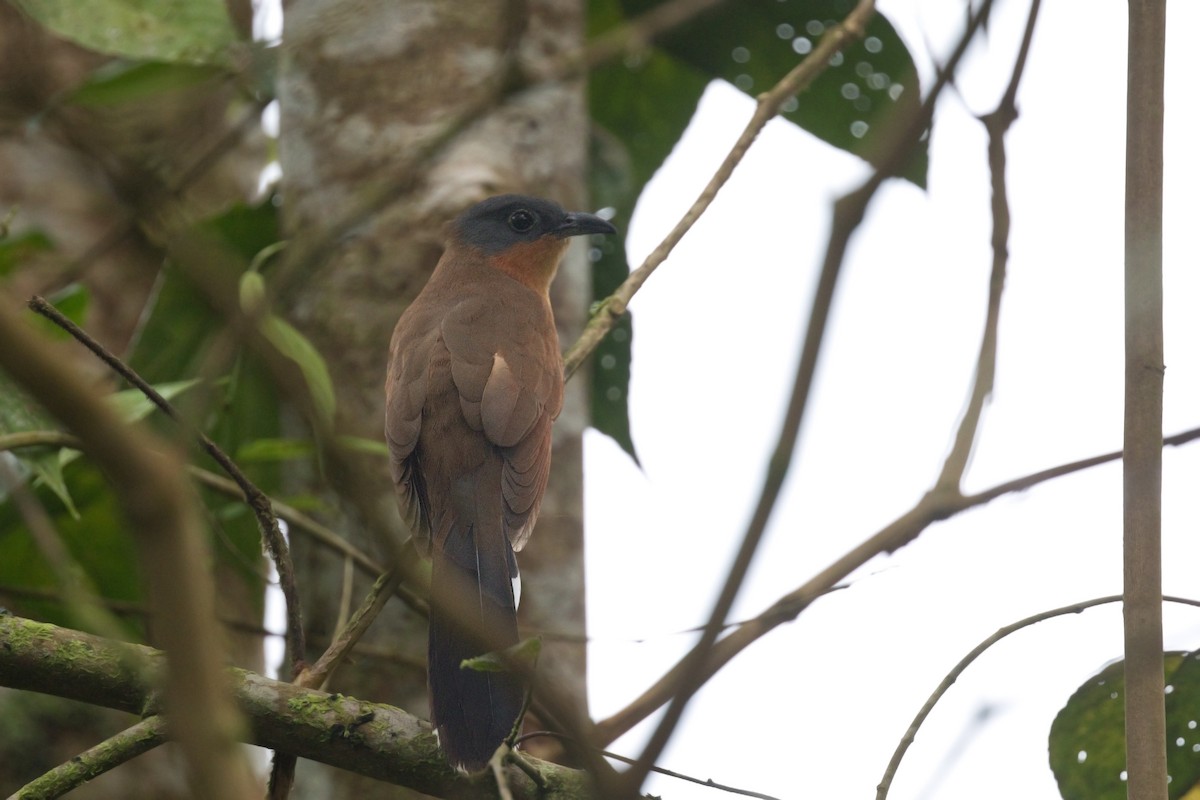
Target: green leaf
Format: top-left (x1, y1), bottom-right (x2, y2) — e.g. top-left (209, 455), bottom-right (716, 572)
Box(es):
top-left (0, 459), bottom-right (143, 635)
top-left (462, 637), bottom-right (542, 674)
top-left (617, 0), bottom-right (926, 185)
top-left (129, 199), bottom-right (279, 384)
top-left (67, 60), bottom-right (225, 107)
top-left (105, 379), bottom-right (200, 423)
top-left (0, 229), bottom-right (54, 277)
top-left (0, 372), bottom-right (77, 516)
top-left (235, 438), bottom-right (315, 463)
top-left (588, 0), bottom-right (710, 463)
top-left (1049, 652), bottom-right (1200, 800)
top-left (202, 199), bottom-right (282, 259)
top-left (261, 315), bottom-right (336, 428)
top-left (585, 133), bottom-right (639, 463)
top-left (589, 302), bottom-right (639, 464)
top-left (336, 436), bottom-right (389, 458)
top-left (25, 450), bottom-right (78, 518)
top-left (586, 0), bottom-right (920, 462)
top-left (239, 270), bottom-right (267, 315)
top-left (10, 0), bottom-right (240, 66)
top-left (125, 199), bottom-right (284, 603)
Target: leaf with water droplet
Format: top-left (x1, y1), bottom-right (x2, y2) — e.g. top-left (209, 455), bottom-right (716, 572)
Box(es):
top-left (614, 0), bottom-right (927, 186)
top-left (1049, 652), bottom-right (1200, 800)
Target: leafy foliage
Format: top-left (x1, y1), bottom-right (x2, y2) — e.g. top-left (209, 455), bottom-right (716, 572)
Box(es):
top-left (624, 0), bottom-right (925, 182)
top-left (0, 373), bottom-right (78, 517)
top-left (0, 378), bottom-right (201, 634)
top-left (0, 230), bottom-right (53, 278)
top-left (587, 0), bottom-right (920, 460)
top-left (10, 0), bottom-right (240, 66)
top-left (0, 199), bottom-right (294, 630)
top-left (0, 460), bottom-right (143, 635)
top-left (67, 60), bottom-right (228, 106)
top-left (1049, 652), bottom-right (1200, 800)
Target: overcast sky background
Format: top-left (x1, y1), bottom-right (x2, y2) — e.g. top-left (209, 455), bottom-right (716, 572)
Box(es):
top-left (581, 1), bottom-right (1200, 798)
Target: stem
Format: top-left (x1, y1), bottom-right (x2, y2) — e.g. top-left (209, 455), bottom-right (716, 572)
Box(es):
top-left (1122, 1), bottom-right (1167, 798)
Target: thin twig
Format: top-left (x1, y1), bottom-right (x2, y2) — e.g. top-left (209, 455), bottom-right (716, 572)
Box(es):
top-left (27, 294), bottom-right (307, 674)
top-left (594, 420), bottom-right (1200, 746)
top-left (516, 731), bottom-right (784, 800)
top-left (936, 0), bottom-right (1041, 492)
top-left (296, 570), bottom-right (401, 690)
top-left (874, 594), bottom-right (1200, 799)
top-left (186, 466), bottom-right (389, 581)
top-left (7, 716), bottom-right (168, 800)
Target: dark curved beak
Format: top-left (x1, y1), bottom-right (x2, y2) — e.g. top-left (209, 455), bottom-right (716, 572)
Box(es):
top-left (555, 211), bottom-right (617, 238)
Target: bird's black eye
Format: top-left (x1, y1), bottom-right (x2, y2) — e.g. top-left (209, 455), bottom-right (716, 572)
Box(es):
top-left (508, 209), bottom-right (536, 233)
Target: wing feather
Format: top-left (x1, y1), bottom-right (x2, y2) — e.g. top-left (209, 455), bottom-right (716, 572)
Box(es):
top-left (439, 288), bottom-right (563, 550)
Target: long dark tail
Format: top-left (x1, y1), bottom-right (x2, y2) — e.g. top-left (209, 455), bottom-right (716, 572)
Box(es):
top-left (427, 479), bottom-right (522, 771)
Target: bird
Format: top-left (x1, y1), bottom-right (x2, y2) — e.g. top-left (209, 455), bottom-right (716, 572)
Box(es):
top-left (385, 194), bottom-right (616, 771)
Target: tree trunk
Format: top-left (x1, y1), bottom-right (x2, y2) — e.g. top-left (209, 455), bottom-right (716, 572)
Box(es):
top-left (276, 1), bottom-right (591, 794)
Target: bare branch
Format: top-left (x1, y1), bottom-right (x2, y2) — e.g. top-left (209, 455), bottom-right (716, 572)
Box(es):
top-left (296, 570), bottom-right (401, 690)
top-left (9, 717), bottom-right (168, 800)
top-left (0, 614), bottom-right (592, 800)
top-left (935, 0), bottom-right (1043, 490)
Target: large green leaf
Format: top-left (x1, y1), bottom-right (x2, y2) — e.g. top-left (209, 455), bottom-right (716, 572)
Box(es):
top-left (623, 0), bottom-right (925, 184)
top-left (0, 363), bottom-right (78, 517)
top-left (586, 0), bottom-right (921, 461)
top-left (0, 230), bottom-right (53, 278)
top-left (260, 314), bottom-right (336, 430)
top-left (67, 60), bottom-right (226, 107)
top-left (10, 0), bottom-right (239, 66)
top-left (588, 0), bottom-right (708, 462)
top-left (0, 459), bottom-right (143, 637)
top-left (0, 201), bottom-right (285, 632)
top-left (104, 379), bottom-right (200, 424)
top-left (128, 200), bottom-right (280, 383)
top-left (1049, 652), bottom-right (1200, 800)
top-left (125, 199), bottom-right (286, 595)
top-left (586, 125), bottom-right (641, 461)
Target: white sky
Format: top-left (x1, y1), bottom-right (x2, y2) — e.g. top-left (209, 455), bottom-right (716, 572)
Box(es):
top-left (583, 1), bottom-right (1200, 799)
